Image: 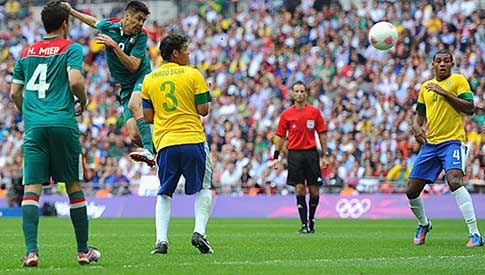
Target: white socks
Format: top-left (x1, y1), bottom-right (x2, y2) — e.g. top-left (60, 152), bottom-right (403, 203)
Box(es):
top-left (452, 186), bottom-right (480, 235)
top-left (155, 195), bottom-right (172, 243)
top-left (409, 196), bottom-right (429, 226)
top-left (194, 189), bottom-right (212, 236)
top-left (155, 189), bottom-right (212, 244)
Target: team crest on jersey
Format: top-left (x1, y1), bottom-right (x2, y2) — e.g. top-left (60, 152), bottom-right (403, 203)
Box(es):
top-left (445, 81), bottom-right (451, 87)
top-left (307, 120), bottom-right (314, 129)
top-left (130, 37), bottom-right (136, 43)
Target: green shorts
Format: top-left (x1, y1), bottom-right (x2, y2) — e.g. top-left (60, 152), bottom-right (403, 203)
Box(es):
top-left (120, 75), bottom-right (146, 123)
top-left (23, 127), bottom-right (83, 185)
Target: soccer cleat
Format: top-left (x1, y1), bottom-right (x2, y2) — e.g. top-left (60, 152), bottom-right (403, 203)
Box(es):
top-left (297, 224), bottom-right (310, 234)
top-left (192, 232), bottom-right (213, 254)
top-left (467, 234), bottom-right (484, 247)
top-left (77, 247), bottom-right (101, 265)
top-left (413, 220), bottom-right (432, 245)
top-left (151, 241), bottom-right (168, 254)
top-left (129, 149), bottom-right (156, 167)
top-left (308, 220), bottom-right (315, 234)
top-left (22, 252), bottom-right (38, 267)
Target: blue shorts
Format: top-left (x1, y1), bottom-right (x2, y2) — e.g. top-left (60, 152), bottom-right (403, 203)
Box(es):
top-left (409, 140), bottom-right (466, 183)
top-left (157, 142), bottom-right (212, 195)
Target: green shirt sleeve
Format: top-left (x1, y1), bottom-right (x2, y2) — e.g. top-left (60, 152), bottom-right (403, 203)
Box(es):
top-left (96, 18), bottom-right (109, 33)
top-left (66, 43), bottom-right (84, 71)
top-left (12, 58), bottom-right (24, 85)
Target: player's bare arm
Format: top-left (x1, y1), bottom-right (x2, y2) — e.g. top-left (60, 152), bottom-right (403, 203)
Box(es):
top-left (96, 33), bottom-right (142, 72)
top-left (9, 83), bottom-right (24, 113)
top-left (411, 112), bottom-right (427, 145)
top-left (143, 107), bottom-right (154, 124)
top-left (425, 82), bottom-right (475, 115)
top-left (272, 135), bottom-right (284, 169)
top-left (196, 102), bottom-right (209, 116)
top-left (65, 2), bottom-right (99, 28)
top-left (318, 132), bottom-right (329, 168)
top-left (68, 68), bottom-right (87, 116)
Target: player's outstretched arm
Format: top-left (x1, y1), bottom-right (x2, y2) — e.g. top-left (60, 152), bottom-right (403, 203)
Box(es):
top-left (65, 2), bottom-right (99, 29)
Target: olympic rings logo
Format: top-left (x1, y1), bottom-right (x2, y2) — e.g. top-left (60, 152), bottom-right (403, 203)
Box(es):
top-left (335, 198), bottom-right (371, 218)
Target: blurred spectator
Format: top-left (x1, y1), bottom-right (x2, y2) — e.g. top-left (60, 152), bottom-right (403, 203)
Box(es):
top-left (5, 0), bottom-right (20, 20)
top-left (386, 161), bottom-right (411, 183)
top-left (340, 183), bottom-right (358, 196)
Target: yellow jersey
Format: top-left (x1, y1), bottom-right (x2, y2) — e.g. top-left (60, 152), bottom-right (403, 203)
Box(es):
top-left (416, 73), bottom-right (473, 144)
top-left (141, 62), bottom-right (211, 152)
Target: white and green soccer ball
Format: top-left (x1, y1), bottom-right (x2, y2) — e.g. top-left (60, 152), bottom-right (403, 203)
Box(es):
top-left (368, 21), bottom-right (398, 51)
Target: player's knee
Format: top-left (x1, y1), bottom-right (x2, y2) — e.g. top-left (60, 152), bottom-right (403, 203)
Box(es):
top-left (128, 100), bottom-right (140, 115)
top-left (295, 185), bottom-right (306, 195)
top-left (447, 174), bottom-right (463, 192)
top-left (405, 188), bottom-right (419, 200)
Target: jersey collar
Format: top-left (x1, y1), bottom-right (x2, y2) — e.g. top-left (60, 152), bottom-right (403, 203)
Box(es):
top-left (118, 22), bottom-right (125, 36)
top-left (161, 62), bottom-right (180, 68)
top-left (42, 36), bottom-right (61, 40)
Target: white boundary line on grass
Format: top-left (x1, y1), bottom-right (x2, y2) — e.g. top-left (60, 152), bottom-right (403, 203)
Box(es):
top-left (2, 254), bottom-right (484, 272)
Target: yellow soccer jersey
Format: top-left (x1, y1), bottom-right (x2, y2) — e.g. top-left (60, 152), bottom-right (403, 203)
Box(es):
top-left (416, 73), bottom-right (474, 144)
top-left (141, 62), bottom-right (211, 151)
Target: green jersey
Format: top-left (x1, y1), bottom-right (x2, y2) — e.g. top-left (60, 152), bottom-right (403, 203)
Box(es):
top-left (96, 18), bottom-right (151, 86)
top-left (12, 36), bottom-right (83, 130)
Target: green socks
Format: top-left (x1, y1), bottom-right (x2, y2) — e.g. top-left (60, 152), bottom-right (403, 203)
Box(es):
top-left (69, 191), bottom-right (89, 253)
top-left (22, 192), bottom-right (40, 254)
top-left (136, 118), bottom-right (154, 154)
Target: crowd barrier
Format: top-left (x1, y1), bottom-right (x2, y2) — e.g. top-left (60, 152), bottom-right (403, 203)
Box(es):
top-left (2, 194), bottom-right (485, 219)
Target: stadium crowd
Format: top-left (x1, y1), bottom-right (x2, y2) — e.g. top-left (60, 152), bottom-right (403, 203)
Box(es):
top-left (1, 0), bottom-right (485, 202)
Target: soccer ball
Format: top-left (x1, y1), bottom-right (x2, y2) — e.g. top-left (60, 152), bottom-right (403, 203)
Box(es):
top-left (368, 21), bottom-right (398, 51)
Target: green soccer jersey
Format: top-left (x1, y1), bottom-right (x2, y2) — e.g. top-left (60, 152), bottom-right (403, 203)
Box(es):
top-left (12, 36), bottom-right (83, 130)
top-left (96, 18), bottom-right (151, 86)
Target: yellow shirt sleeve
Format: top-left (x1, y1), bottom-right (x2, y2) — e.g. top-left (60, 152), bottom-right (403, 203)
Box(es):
top-left (456, 74), bottom-right (471, 96)
top-left (141, 73), bottom-right (151, 101)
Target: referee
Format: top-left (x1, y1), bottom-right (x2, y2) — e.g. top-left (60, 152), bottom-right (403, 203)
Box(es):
top-left (272, 81), bottom-right (330, 234)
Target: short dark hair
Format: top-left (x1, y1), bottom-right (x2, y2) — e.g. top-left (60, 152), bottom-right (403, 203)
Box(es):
top-left (433, 49), bottom-right (453, 62)
top-left (159, 34), bottom-right (187, 61)
top-left (41, 0), bottom-right (70, 33)
top-left (291, 81), bottom-right (307, 91)
top-left (125, 1), bottom-right (150, 15)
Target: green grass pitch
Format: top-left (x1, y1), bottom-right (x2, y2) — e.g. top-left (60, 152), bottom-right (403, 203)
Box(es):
top-left (1, 218), bottom-right (484, 274)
